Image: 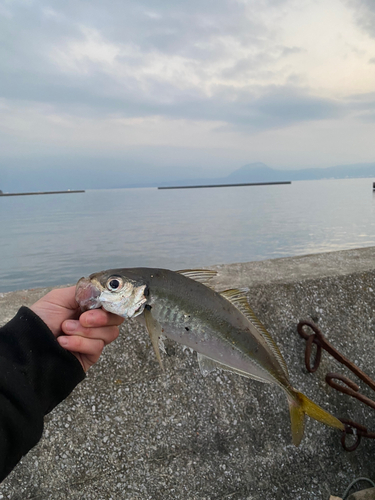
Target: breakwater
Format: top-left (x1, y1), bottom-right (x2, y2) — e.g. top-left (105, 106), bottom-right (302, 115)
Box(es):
top-left (0, 190), bottom-right (85, 196)
top-left (158, 181), bottom-right (291, 189)
top-left (1, 246), bottom-right (375, 499)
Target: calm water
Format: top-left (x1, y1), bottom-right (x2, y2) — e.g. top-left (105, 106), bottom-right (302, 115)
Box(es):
top-left (1, 178), bottom-right (375, 293)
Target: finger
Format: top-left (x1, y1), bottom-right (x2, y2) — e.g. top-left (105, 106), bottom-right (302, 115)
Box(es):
top-left (61, 321), bottom-right (120, 345)
top-left (79, 309), bottom-right (124, 328)
top-left (62, 320), bottom-right (120, 345)
top-left (58, 335), bottom-right (105, 358)
top-left (58, 336), bottom-right (106, 372)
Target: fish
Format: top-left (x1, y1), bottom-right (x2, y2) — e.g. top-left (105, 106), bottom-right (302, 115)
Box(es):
top-left (75, 267), bottom-right (344, 445)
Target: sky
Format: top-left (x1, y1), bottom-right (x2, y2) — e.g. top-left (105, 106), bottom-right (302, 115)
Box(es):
top-left (1, 0), bottom-right (375, 189)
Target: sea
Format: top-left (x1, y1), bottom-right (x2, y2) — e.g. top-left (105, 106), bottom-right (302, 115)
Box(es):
top-left (1, 178), bottom-right (375, 293)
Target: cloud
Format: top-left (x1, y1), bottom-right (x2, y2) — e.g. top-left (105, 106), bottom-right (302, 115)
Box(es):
top-left (0, 1), bottom-right (289, 114)
top-left (1, 0), bottom-right (375, 177)
top-left (0, 0), bottom-right (345, 131)
top-left (345, 0), bottom-right (375, 38)
top-left (151, 84), bottom-right (344, 130)
top-left (344, 92), bottom-right (375, 122)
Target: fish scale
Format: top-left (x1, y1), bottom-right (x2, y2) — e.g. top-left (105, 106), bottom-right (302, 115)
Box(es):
top-left (153, 299), bottom-right (195, 337)
top-left (152, 290), bottom-right (225, 346)
top-left (156, 299), bottom-right (186, 327)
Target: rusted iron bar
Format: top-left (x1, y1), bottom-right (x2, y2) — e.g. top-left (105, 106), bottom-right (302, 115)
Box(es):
top-left (297, 319), bottom-right (375, 451)
top-left (326, 373), bottom-right (375, 411)
top-left (339, 418), bottom-right (375, 451)
top-left (297, 320), bottom-right (375, 391)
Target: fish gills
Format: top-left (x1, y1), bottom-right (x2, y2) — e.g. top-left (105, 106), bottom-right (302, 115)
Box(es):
top-left (288, 389), bottom-right (344, 446)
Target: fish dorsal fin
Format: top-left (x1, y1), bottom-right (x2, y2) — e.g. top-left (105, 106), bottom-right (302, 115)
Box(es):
top-left (219, 289), bottom-right (289, 379)
top-left (176, 269), bottom-right (217, 287)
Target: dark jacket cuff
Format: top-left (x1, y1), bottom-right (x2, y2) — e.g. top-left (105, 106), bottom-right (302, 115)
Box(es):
top-left (0, 306), bottom-right (85, 414)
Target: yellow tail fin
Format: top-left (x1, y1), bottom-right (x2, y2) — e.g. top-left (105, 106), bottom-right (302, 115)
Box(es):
top-left (288, 389), bottom-right (344, 446)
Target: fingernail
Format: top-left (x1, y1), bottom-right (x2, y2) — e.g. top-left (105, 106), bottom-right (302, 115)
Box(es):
top-left (64, 320), bottom-right (77, 332)
top-left (58, 337), bottom-right (68, 346)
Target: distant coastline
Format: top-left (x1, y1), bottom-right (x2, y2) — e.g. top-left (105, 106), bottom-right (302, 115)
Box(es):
top-left (121, 162), bottom-right (375, 190)
top-left (0, 190), bottom-right (85, 197)
top-left (2, 161), bottom-right (375, 192)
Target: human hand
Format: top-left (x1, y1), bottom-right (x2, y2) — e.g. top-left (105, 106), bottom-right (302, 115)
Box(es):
top-left (30, 286), bottom-right (123, 372)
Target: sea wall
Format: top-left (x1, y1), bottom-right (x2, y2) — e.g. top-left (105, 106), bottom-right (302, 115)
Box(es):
top-left (1, 247), bottom-right (375, 500)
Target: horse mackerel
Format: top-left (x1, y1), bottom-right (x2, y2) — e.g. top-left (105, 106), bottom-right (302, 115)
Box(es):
top-left (75, 266), bottom-right (344, 446)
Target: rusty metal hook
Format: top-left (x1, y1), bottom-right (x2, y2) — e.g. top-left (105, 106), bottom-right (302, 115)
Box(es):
top-left (326, 373), bottom-right (375, 411)
top-left (297, 320), bottom-right (375, 451)
top-left (340, 419), bottom-right (363, 452)
top-left (298, 320), bottom-right (375, 392)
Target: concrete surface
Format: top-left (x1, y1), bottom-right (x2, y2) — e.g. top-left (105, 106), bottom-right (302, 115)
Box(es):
top-left (1, 247), bottom-right (375, 500)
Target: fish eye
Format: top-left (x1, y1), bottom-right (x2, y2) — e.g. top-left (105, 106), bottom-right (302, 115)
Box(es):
top-left (106, 277), bottom-right (123, 292)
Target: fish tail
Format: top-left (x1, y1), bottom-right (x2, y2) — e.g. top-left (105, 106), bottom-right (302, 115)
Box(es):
top-left (287, 389), bottom-right (344, 446)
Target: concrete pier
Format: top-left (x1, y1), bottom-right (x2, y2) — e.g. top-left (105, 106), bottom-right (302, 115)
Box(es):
top-left (1, 247), bottom-right (375, 499)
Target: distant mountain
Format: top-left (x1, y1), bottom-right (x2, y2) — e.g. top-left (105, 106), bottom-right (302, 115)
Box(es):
top-left (216, 162), bottom-right (375, 183)
top-left (156, 162), bottom-right (375, 188)
top-left (225, 162), bottom-right (286, 182)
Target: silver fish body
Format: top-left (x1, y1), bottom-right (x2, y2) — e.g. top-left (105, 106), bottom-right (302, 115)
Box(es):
top-left (75, 267), bottom-right (344, 445)
top-left (141, 270), bottom-right (288, 387)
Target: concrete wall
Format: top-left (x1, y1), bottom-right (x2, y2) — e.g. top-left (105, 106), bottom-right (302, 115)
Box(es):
top-left (1, 247), bottom-right (375, 500)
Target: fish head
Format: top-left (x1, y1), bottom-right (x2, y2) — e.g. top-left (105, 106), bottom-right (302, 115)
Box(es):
top-left (75, 269), bottom-right (148, 318)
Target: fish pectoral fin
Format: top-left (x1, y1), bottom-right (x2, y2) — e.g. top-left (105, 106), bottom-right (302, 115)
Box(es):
top-left (144, 308), bottom-right (164, 371)
top-left (176, 269), bottom-right (217, 287)
top-left (158, 335), bottom-right (167, 354)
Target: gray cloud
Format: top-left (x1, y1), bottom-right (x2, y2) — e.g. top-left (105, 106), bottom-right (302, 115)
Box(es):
top-left (1, 0), bottom-right (261, 64)
top-left (0, 0), bottom-right (346, 131)
top-left (143, 85), bottom-right (344, 130)
top-left (0, 1), bottom-right (279, 110)
top-left (220, 45), bottom-right (305, 81)
top-left (0, 75), bottom-right (344, 131)
top-left (0, 0), bottom-right (345, 133)
top-left (345, 92), bottom-right (375, 122)
top-left (345, 0), bottom-right (375, 38)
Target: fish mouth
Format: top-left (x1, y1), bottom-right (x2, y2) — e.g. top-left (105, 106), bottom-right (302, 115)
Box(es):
top-left (133, 301), bottom-right (146, 317)
top-left (75, 277), bottom-right (102, 311)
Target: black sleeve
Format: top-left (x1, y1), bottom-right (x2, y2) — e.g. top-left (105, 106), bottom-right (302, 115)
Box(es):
top-left (0, 306), bottom-right (85, 481)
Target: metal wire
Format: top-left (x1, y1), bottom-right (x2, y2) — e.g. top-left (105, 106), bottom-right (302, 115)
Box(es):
top-left (342, 477), bottom-right (375, 500)
top-left (297, 320), bottom-right (375, 450)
